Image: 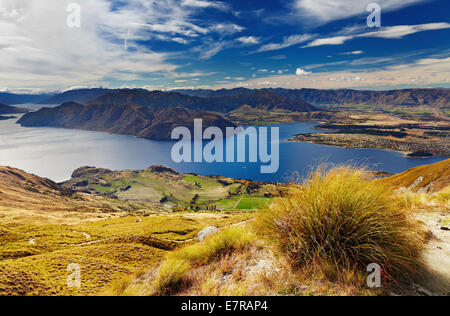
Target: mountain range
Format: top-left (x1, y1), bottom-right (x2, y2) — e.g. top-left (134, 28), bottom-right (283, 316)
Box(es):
top-left (86, 89), bottom-right (317, 113)
top-left (18, 102), bottom-right (235, 140)
top-left (3, 87), bottom-right (448, 108)
top-left (175, 88), bottom-right (450, 108)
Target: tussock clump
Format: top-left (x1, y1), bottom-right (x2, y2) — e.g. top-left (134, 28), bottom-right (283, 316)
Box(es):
top-left (153, 259), bottom-right (190, 296)
top-left (168, 227), bottom-right (255, 264)
top-left (435, 187), bottom-right (450, 204)
top-left (256, 166), bottom-right (425, 280)
top-left (149, 227), bottom-right (256, 296)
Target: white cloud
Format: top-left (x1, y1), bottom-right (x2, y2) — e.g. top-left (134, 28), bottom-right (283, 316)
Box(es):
top-left (341, 50), bottom-right (364, 55)
top-left (257, 34), bottom-right (315, 52)
top-left (0, 0), bottom-right (236, 89)
top-left (304, 22), bottom-right (450, 47)
top-left (215, 56), bottom-right (450, 89)
top-left (362, 22), bottom-right (450, 38)
top-left (294, 0), bottom-right (429, 25)
top-left (181, 0), bottom-right (230, 11)
top-left (296, 68), bottom-right (312, 76)
top-left (236, 36), bottom-right (261, 45)
top-left (305, 36), bottom-right (352, 47)
top-left (210, 23), bottom-right (245, 35)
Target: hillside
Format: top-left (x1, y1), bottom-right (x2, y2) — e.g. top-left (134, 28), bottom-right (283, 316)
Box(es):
top-left (176, 88), bottom-right (450, 108)
top-left (17, 103), bottom-right (235, 140)
top-left (39, 88), bottom-right (120, 105)
top-left (379, 159), bottom-right (450, 193)
top-left (0, 166), bottom-right (145, 224)
top-left (0, 103), bottom-right (28, 115)
top-left (87, 89), bottom-right (317, 113)
top-left (0, 165), bottom-right (254, 296)
top-left (0, 162), bottom-right (448, 296)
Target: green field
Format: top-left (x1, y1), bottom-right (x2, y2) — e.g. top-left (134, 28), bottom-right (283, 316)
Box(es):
top-left (64, 167), bottom-right (282, 212)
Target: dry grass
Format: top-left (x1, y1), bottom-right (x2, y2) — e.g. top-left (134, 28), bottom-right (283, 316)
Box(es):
top-left (167, 227), bottom-right (255, 265)
top-left (256, 166), bottom-right (426, 282)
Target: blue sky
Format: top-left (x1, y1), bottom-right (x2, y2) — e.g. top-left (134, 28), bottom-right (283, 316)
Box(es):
top-left (0, 0), bottom-right (449, 92)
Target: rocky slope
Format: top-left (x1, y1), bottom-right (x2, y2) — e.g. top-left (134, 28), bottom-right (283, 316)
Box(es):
top-left (17, 103), bottom-right (236, 140)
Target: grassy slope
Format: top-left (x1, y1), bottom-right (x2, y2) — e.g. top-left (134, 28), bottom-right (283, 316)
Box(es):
top-left (117, 163), bottom-right (450, 297)
top-left (0, 166), bottom-right (149, 225)
top-left (0, 166), bottom-right (254, 296)
top-left (378, 159), bottom-right (450, 193)
top-left (1, 161), bottom-right (448, 296)
top-left (0, 214), bottom-right (252, 296)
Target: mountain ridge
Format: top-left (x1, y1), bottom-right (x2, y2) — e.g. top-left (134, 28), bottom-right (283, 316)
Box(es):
top-left (175, 88), bottom-right (450, 107)
top-left (86, 89), bottom-right (317, 113)
top-left (17, 103), bottom-right (236, 140)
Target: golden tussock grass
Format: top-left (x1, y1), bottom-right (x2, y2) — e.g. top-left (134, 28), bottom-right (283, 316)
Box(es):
top-left (125, 227), bottom-right (257, 296)
top-left (255, 166), bottom-right (426, 281)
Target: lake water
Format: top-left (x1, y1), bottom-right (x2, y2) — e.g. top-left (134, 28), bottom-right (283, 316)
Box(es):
top-left (0, 115), bottom-right (447, 183)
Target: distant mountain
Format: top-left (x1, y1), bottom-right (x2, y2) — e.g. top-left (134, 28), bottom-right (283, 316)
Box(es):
top-left (87, 89), bottom-right (317, 113)
top-left (175, 88), bottom-right (450, 108)
top-left (268, 88), bottom-right (450, 107)
top-left (0, 103), bottom-right (28, 114)
top-left (173, 88), bottom-right (253, 98)
top-left (39, 88), bottom-right (120, 105)
top-left (0, 92), bottom-right (53, 105)
top-left (18, 103), bottom-right (236, 140)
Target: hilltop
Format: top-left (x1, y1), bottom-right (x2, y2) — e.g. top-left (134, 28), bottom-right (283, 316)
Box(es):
top-left (17, 103), bottom-right (235, 140)
top-left (63, 165), bottom-right (285, 211)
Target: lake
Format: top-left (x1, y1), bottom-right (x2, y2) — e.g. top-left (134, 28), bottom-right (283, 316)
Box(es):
top-left (0, 115), bottom-right (447, 183)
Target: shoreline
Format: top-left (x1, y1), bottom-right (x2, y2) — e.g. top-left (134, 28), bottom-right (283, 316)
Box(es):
top-left (290, 133), bottom-right (450, 158)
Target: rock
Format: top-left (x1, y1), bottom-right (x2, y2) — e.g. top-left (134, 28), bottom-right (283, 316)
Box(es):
top-left (198, 226), bottom-right (219, 242)
top-left (408, 177), bottom-right (424, 191)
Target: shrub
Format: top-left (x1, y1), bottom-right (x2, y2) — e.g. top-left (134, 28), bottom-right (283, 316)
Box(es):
top-left (256, 166), bottom-right (425, 280)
